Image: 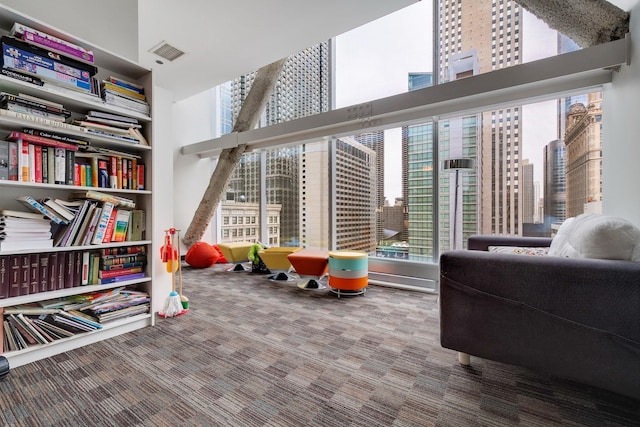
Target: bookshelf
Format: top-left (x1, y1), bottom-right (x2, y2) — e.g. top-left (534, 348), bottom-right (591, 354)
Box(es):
top-left (0, 6), bottom-right (155, 368)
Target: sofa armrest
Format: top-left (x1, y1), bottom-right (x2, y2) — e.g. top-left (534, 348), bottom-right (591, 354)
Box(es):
top-left (467, 235), bottom-right (553, 251)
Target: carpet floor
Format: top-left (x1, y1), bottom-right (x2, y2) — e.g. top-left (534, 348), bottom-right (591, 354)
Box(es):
top-left (0, 263), bottom-right (638, 426)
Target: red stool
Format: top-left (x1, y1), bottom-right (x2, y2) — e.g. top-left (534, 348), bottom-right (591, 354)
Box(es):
top-left (287, 249), bottom-right (330, 289)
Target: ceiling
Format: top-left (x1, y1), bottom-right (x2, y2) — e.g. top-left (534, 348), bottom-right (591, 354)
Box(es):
top-left (137, 0), bottom-right (418, 102)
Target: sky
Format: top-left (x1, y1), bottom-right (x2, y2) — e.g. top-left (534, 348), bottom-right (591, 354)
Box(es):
top-left (334, 1), bottom-right (561, 203)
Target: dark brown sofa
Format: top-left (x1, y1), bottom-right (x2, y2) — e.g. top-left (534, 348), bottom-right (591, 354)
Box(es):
top-left (439, 235), bottom-right (640, 400)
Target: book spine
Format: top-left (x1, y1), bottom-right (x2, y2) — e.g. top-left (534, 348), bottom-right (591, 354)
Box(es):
top-left (0, 67), bottom-right (44, 86)
top-left (41, 146), bottom-right (49, 183)
top-left (1, 94), bottom-right (70, 116)
top-left (81, 251), bottom-right (90, 285)
top-left (102, 209), bottom-right (117, 243)
top-left (0, 140), bottom-right (8, 180)
top-left (54, 148), bottom-right (66, 184)
top-left (109, 156), bottom-right (118, 188)
top-left (65, 251), bottom-right (74, 288)
top-left (111, 210), bottom-right (130, 242)
top-left (9, 255), bottom-right (20, 297)
top-left (29, 253), bottom-right (39, 294)
top-left (98, 266), bottom-right (144, 279)
top-left (73, 251), bottom-right (82, 287)
top-left (47, 252), bottom-right (58, 291)
top-left (8, 131), bottom-right (79, 151)
top-left (0, 256), bottom-right (9, 299)
top-left (46, 147), bottom-right (55, 184)
top-left (100, 254), bottom-right (146, 266)
top-left (18, 139), bottom-right (29, 182)
top-left (34, 144), bottom-right (43, 183)
top-left (65, 150), bottom-right (75, 185)
top-left (99, 272), bottom-right (145, 284)
top-left (101, 245), bottom-right (146, 256)
top-left (91, 202), bottom-right (115, 244)
top-left (8, 141), bottom-right (18, 181)
top-left (101, 261), bottom-right (146, 271)
top-left (19, 254), bottom-right (30, 296)
top-left (21, 29), bottom-right (95, 64)
top-left (22, 128), bottom-right (88, 146)
top-left (56, 252), bottom-right (66, 290)
top-left (39, 253), bottom-right (49, 293)
top-left (0, 109), bottom-right (87, 133)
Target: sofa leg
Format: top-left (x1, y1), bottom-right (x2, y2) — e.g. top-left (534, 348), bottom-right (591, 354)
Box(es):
top-left (458, 352), bottom-right (471, 365)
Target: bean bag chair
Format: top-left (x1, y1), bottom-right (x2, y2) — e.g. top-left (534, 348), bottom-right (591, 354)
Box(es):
top-left (185, 241), bottom-right (219, 268)
top-left (211, 244), bottom-right (228, 263)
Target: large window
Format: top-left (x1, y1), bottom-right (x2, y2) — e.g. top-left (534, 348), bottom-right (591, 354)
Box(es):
top-left (207, 0), bottom-right (611, 289)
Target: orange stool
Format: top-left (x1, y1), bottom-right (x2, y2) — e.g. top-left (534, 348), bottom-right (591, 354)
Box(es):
top-left (287, 249), bottom-right (330, 289)
top-left (328, 250), bottom-right (368, 297)
top-left (259, 247), bottom-right (302, 280)
top-left (218, 242), bottom-right (253, 271)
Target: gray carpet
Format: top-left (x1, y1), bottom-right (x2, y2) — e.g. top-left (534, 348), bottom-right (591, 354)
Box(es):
top-left (1, 263), bottom-right (639, 426)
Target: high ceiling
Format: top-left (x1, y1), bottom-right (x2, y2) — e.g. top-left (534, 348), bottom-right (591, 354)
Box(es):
top-left (138, 0), bottom-right (418, 101)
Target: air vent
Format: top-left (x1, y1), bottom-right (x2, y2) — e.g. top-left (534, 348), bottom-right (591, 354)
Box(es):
top-left (149, 41), bottom-right (185, 62)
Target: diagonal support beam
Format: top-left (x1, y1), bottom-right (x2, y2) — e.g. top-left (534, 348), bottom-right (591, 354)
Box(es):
top-left (517, 0), bottom-right (629, 47)
top-left (183, 58), bottom-right (288, 248)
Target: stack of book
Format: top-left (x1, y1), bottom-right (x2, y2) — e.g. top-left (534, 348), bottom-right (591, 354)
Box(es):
top-left (99, 246), bottom-right (147, 285)
top-left (0, 92), bottom-right (72, 122)
top-left (73, 110), bottom-right (147, 145)
top-left (4, 23), bottom-right (97, 97)
top-left (0, 210), bottom-right (52, 251)
top-left (2, 288), bottom-right (150, 351)
top-left (101, 76), bottom-right (149, 115)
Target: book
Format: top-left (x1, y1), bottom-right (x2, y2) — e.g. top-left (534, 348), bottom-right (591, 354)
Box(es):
top-left (87, 110), bottom-right (140, 124)
top-left (0, 256), bottom-right (8, 299)
top-left (0, 140), bottom-right (8, 180)
top-left (0, 239), bottom-right (53, 251)
top-left (100, 261), bottom-right (146, 271)
top-left (71, 202), bottom-right (97, 246)
top-left (91, 201), bottom-right (115, 244)
top-left (22, 128), bottom-right (89, 147)
top-left (6, 131), bottom-right (80, 152)
top-left (38, 254), bottom-right (49, 293)
top-left (11, 23), bottom-right (95, 64)
top-left (99, 272), bottom-right (145, 285)
top-left (111, 209), bottom-right (131, 242)
top-left (16, 196), bottom-right (68, 225)
top-left (0, 67), bottom-right (44, 86)
top-left (81, 207), bottom-right (101, 246)
top-left (41, 198), bottom-right (76, 222)
top-left (101, 245), bottom-right (146, 256)
top-left (17, 139), bottom-right (28, 182)
top-left (7, 140), bottom-right (18, 180)
top-left (101, 209), bottom-right (117, 243)
top-left (106, 76), bottom-right (144, 94)
top-left (69, 190), bottom-right (135, 209)
top-left (0, 92), bottom-right (71, 118)
top-left (0, 108), bottom-right (87, 133)
top-left (0, 209), bottom-right (45, 220)
top-left (98, 266), bottom-right (144, 279)
top-left (100, 253), bottom-right (146, 267)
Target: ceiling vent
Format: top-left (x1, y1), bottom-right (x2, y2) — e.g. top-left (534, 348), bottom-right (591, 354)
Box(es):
top-left (149, 41), bottom-right (185, 62)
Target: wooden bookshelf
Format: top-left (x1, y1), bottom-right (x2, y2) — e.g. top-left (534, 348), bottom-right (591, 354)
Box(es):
top-left (0, 6), bottom-right (154, 368)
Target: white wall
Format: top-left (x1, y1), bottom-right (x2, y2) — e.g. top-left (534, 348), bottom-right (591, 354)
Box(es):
top-left (0, 0), bottom-right (138, 61)
top-left (603, 1), bottom-right (640, 226)
top-left (172, 90), bottom-right (217, 245)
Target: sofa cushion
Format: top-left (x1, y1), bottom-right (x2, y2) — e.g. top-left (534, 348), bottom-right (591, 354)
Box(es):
top-left (488, 246), bottom-right (549, 256)
top-left (549, 214), bottom-right (640, 261)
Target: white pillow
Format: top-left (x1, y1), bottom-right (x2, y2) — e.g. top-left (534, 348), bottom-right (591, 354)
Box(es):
top-left (550, 214), bottom-right (640, 261)
top-left (547, 217), bottom-right (577, 257)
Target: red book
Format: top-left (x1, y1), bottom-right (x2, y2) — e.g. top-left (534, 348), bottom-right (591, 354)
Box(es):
top-left (9, 255), bottom-right (20, 297)
top-left (0, 256), bottom-right (9, 299)
top-left (137, 163), bottom-right (145, 190)
top-left (7, 131), bottom-right (79, 151)
top-left (34, 144), bottom-right (43, 183)
top-left (98, 266), bottom-right (144, 279)
top-left (102, 208), bottom-right (118, 243)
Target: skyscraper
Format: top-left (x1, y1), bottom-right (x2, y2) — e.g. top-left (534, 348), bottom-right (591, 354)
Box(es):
top-left (224, 42), bottom-right (330, 245)
top-left (543, 139), bottom-right (567, 229)
top-left (439, 0), bottom-right (523, 237)
top-left (565, 92), bottom-right (603, 217)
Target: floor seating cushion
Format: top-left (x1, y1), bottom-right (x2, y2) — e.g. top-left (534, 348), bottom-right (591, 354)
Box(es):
top-left (185, 241), bottom-right (219, 268)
